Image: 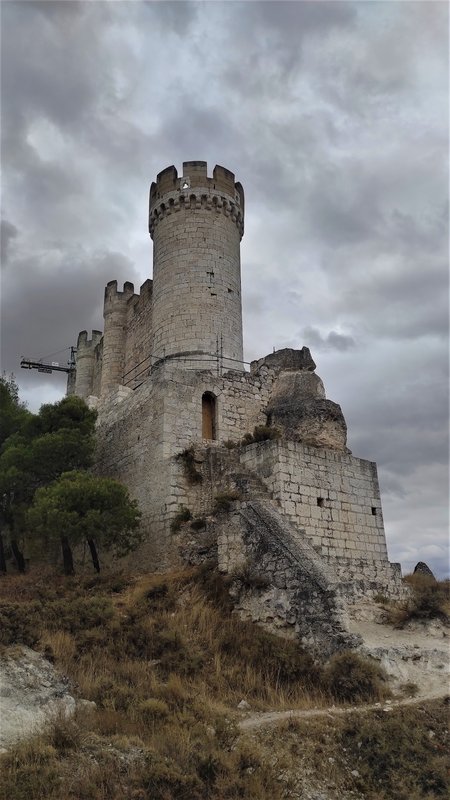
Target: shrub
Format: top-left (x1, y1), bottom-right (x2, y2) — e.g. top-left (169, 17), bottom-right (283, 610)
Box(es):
top-left (213, 491), bottom-right (241, 514)
top-left (231, 562), bottom-right (270, 592)
top-left (138, 698), bottom-right (170, 721)
top-left (373, 593), bottom-right (389, 605)
top-left (175, 447), bottom-right (203, 484)
top-left (241, 425), bottom-right (280, 446)
top-left (0, 602), bottom-right (41, 646)
top-left (342, 704), bottom-right (449, 798)
top-left (324, 651), bottom-right (388, 702)
top-left (142, 753), bottom-right (204, 799)
top-left (223, 439), bottom-right (237, 449)
top-left (46, 712), bottom-right (83, 754)
top-left (386, 574), bottom-right (450, 627)
top-left (190, 517), bottom-right (207, 531)
top-left (170, 506), bottom-right (192, 532)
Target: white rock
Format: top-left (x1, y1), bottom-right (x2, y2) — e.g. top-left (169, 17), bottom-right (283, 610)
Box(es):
top-left (0, 646), bottom-right (76, 752)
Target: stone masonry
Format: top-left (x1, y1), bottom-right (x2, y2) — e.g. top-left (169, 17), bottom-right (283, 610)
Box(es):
top-left (68, 161), bottom-right (404, 654)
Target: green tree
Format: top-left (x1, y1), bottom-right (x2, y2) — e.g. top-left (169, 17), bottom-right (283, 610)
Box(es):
top-left (28, 471), bottom-right (142, 575)
top-left (0, 374), bottom-right (31, 449)
top-left (0, 395), bottom-right (97, 573)
top-left (0, 375), bottom-right (31, 571)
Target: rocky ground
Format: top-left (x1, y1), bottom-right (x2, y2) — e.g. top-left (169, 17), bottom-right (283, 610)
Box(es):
top-left (1, 604), bottom-right (447, 751)
top-left (347, 602), bottom-right (449, 700)
top-left (0, 647), bottom-right (93, 753)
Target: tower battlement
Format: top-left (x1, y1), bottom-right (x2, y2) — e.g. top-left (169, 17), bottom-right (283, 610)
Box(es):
top-left (149, 161), bottom-right (244, 370)
top-left (104, 280), bottom-right (135, 310)
top-left (76, 329), bottom-right (103, 349)
top-left (150, 161), bottom-right (242, 196)
top-left (66, 160), bottom-right (402, 623)
top-left (149, 162), bottom-right (244, 238)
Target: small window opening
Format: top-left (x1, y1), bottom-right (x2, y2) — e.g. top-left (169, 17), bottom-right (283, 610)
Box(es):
top-left (371, 507), bottom-right (377, 516)
top-left (202, 392), bottom-right (216, 440)
top-left (228, 287), bottom-right (233, 293)
top-left (181, 177), bottom-right (190, 190)
top-left (317, 497), bottom-right (324, 508)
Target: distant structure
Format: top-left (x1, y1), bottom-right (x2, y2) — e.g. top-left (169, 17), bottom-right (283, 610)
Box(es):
top-left (69, 161), bottom-right (403, 656)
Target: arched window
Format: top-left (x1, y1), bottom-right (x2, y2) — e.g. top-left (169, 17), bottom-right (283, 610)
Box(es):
top-left (202, 392), bottom-right (216, 440)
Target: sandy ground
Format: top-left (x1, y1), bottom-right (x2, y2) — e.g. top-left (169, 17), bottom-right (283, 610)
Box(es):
top-left (240, 608), bottom-right (449, 731)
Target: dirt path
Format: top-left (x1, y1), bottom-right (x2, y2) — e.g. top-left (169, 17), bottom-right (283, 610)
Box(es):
top-left (239, 691), bottom-right (448, 731)
top-left (241, 612), bottom-right (449, 731)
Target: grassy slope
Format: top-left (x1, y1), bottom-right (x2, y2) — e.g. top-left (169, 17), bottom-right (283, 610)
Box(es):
top-left (0, 567), bottom-right (448, 800)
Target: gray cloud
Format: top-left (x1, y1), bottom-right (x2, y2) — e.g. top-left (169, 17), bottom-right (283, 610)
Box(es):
top-left (302, 326), bottom-right (356, 352)
top-left (1, 0), bottom-right (448, 577)
top-left (0, 219), bottom-right (18, 266)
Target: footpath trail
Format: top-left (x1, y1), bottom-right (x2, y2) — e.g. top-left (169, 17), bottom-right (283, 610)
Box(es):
top-left (241, 612), bottom-right (449, 732)
top-left (239, 691), bottom-right (448, 732)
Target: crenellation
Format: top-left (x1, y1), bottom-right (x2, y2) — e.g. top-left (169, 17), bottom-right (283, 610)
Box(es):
top-left (66, 160), bottom-right (404, 648)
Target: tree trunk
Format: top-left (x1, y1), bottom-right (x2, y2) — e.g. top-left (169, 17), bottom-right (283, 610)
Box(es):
top-left (61, 536), bottom-right (75, 576)
top-left (87, 538), bottom-right (100, 573)
top-left (10, 539), bottom-right (26, 573)
top-left (0, 534), bottom-right (7, 574)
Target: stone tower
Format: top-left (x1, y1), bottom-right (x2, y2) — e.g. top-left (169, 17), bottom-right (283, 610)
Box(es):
top-left (100, 280), bottom-right (135, 396)
top-left (67, 160), bottom-right (404, 631)
top-left (149, 161), bottom-right (245, 371)
top-left (73, 329), bottom-right (102, 398)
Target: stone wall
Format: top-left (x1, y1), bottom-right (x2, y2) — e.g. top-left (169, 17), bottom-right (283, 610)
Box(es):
top-left (150, 162), bottom-right (244, 370)
top-left (93, 364), bottom-right (275, 569)
top-left (123, 279), bottom-right (153, 389)
top-left (237, 439), bottom-right (402, 592)
top-left (94, 380), bottom-right (171, 569)
top-left (214, 499), bottom-right (359, 657)
top-left (73, 330), bottom-right (102, 399)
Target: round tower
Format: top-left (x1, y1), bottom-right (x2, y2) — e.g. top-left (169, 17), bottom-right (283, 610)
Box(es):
top-left (100, 280), bottom-right (134, 396)
top-left (74, 329), bottom-right (102, 399)
top-left (149, 161), bottom-right (244, 371)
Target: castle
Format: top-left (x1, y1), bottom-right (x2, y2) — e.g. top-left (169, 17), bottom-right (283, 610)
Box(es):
top-left (69, 161), bottom-right (403, 655)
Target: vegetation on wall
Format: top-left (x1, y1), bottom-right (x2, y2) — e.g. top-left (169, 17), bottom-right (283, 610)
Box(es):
top-left (175, 446), bottom-right (203, 484)
top-left (241, 425), bottom-right (280, 446)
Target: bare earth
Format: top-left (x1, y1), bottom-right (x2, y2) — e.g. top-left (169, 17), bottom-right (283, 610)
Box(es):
top-left (240, 607), bottom-right (449, 731)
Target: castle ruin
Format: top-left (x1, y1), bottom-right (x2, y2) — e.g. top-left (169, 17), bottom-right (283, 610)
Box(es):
top-left (69, 161), bottom-right (403, 655)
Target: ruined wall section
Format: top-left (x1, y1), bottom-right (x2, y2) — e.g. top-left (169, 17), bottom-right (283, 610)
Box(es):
top-left (238, 440), bottom-right (402, 594)
top-left (214, 499), bottom-right (358, 658)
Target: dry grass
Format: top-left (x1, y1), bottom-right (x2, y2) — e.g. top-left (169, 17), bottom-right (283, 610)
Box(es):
top-left (251, 699), bottom-right (450, 800)
top-left (384, 574), bottom-right (450, 628)
top-left (0, 565), bottom-right (418, 800)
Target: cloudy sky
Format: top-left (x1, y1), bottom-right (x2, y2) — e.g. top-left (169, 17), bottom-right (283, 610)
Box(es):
top-left (1, 1), bottom-right (448, 577)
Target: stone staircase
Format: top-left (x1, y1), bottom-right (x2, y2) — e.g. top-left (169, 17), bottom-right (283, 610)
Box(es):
top-left (239, 499), bottom-right (337, 593)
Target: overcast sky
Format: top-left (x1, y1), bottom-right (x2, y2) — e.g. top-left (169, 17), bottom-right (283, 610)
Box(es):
top-left (1, 1), bottom-right (448, 577)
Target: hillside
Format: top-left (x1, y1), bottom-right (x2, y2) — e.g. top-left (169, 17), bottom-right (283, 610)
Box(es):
top-left (0, 566), bottom-right (448, 800)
